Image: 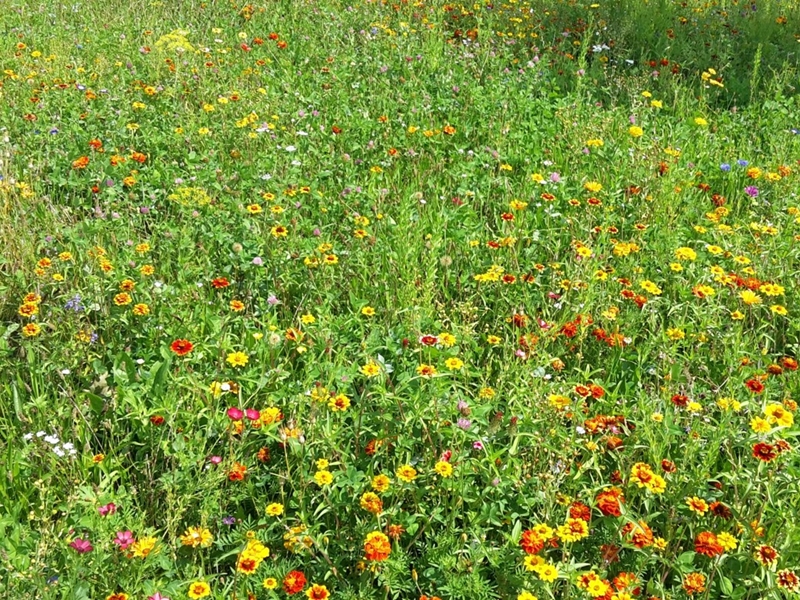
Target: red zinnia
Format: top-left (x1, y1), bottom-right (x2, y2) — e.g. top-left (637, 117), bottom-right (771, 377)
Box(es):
top-left (745, 378), bottom-right (765, 393)
top-left (752, 442), bottom-right (778, 462)
top-left (569, 501), bottom-right (591, 522)
top-left (170, 339), bottom-right (194, 356)
top-left (211, 277), bottom-right (230, 289)
top-left (282, 570), bottom-right (307, 594)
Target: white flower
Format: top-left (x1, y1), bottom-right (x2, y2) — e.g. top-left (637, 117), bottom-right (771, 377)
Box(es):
top-left (62, 442), bottom-right (74, 450)
top-left (36, 430), bottom-right (47, 437)
top-left (23, 433), bottom-right (33, 441)
top-left (52, 446), bottom-right (66, 457)
top-left (44, 435), bottom-right (60, 445)
top-left (285, 145), bottom-right (296, 152)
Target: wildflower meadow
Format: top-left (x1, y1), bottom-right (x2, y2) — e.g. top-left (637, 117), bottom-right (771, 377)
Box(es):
top-left (2, 0), bottom-right (800, 599)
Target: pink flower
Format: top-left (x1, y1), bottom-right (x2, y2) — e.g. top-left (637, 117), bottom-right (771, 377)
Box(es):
top-left (113, 530), bottom-right (134, 550)
top-left (227, 407), bottom-right (243, 420)
top-left (245, 408), bottom-right (260, 421)
top-left (148, 594), bottom-right (170, 600)
top-left (98, 502), bottom-right (117, 517)
top-left (70, 537), bottom-right (93, 554)
top-left (210, 455), bottom-right (222, 465)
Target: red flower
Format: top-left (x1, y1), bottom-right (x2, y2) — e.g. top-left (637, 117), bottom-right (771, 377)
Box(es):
top-left (520, 529), bottom-right (545, 555)
top-left (282, 570), bottom-right (307, 594)
top-left (745, 378), bottom-right (765, 394)
top-left (211, 277), bottom-right (230, 289)
top-left (752, 442), bottom-right (778, 462)
top-left (170, 339), bottom-right (194, 356)
top-left (569, 501), bottom-right (591, 522)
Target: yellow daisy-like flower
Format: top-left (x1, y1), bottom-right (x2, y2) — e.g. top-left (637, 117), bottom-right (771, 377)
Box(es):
top-left (536, 563), bottom-right (559, 583)
top-left (717, 532), bottom-right (738, 552)
top-left (765, 403), bottom-right (793, 427)
top-left (262, 577), bottom-right (278, 590)
top-left (180, 526), bottom-right (213, 548)
top-left (361, 306), bottom-right (376, 316)
top-left (372, 474), bottom-right (391, 492)
top-left (434, 461), bottom-right (453, 478)
top-left (265, 503), bottom-right (284, 517)
top-left (360, 362), bottom-right (381, 377)
top-left (556, 517), bottom-right (589, 542)
top-left (226, 351), bottom-right (249, 368)
top-left (750, 416), bottom-right (771, 433)
top-left (187, 581), bottom-right (211, 599)
top-left (740, 290), bottom-right (762, 305)
top-left (396, 464), bottom-right (417, 483)
top-left (314, 470), bottom-right (333, 486)
top-left (444, 357), bottom-right (464, 370)
top-left (628, 125), bottom-right (643, 137)
top-left (639, 280), bottom-right (662, 295)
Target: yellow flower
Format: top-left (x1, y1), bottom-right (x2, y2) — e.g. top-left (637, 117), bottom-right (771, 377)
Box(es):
top-left (518, 592), bottom-right (538, 600)
top-left (686, 496), bottom-right (709, 515)
top-left (371, 474), bottom-right (391, 492)
top-left (717, 532), bottom-right (738, 552)
top-left (316, 458), bottom-right (329, 470)
top-left (396, 464), bottom-right (417, 483)
top-left (751, 417), bottom-right (771, 433)
top-left (438, 332), bottom-right (457, 347)
top-left (694, 117), bottom-right (708, 126)
top-left (187, 581), bottom-right (211, 599)
top-left (666, 328), bottom-right (685, 340)
top-left (226, 351), bottom-right (249, 367)
top-left (628, 125), bottom-right (643, 137)
top-left (536, 563), bottom-right (559, 583)
top-left (444, 357), bottom-right (464, 370)
top-left (361, 306), bottom-right (375, 316)
top-left (131, 536), bottom-right (158, 558)
top-left (360, 362), bottom-right (381, 377)
top-left (740, 290), bottom-right (762, 306)
top-left (556, 518), bottom-right (589, 542)
top-left (300, 313), bottom-right (316, 324)
top-left (765, 403), bottom-right (793, 427)
top-left (675, 247), bottom-right (697, 261)
top-left (266, 503), bottom-right (284, 517)
top-left (760, 283), bottom-right (784, 296)
top-left (180, 527), bottom-right (213, 548)
top-left (263, 577), bottom-right (278, 590)
top-left (639, 280), bottom-right (662, 295)
top-left (586, 138), bottom-right (604, 147)
top-left (771, 305), bottom-right (788, 316)
top-left (434, 461), bottom-right (453, 478)
top-left (584, 181), bottom-right (602, 193)
top-left (314, 470), bottom-right (333, 486)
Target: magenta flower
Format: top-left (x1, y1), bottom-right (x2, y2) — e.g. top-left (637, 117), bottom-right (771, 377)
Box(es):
top-left (210, 455), bottom-right (222, 465)
top-left (745, 186), bottom-right (759, 197)
top-left (226, 407), bottom-right (243, 420)
top-left (69, 537), bottom-right (93, 554)
top-left (148, 593), bottom-right (170, 600)
top-left (113, 530), bottom-right (134, 550)
top-left (98, 502), bottom-right (117, 517)
top-left (244, 408), bottom-right (260, 421)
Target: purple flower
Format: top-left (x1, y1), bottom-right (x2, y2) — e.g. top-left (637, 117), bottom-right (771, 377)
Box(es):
top-left (737, 159), bottom-right (749, 167)
top-left (473, 441), bottom-right (484, 450)
top-left (745, 186), bottom-right (759, 197)
top-left (457, 418), bottom-right (471, 430)
top-left (457, 399), bottom-right (469, 412)
top-left (267, 295), bottom-right (279, 306)
top-left (252, 256), bottom-right (263, 266)
top-left (113, 530), bottom-right (134, 550)
top-left (549, 172), bottom-right (561, 183)
top-left (313, 228), bottom-right (321, 236)
top-left (69, 537), bottom-right (93, 553)
top-left (222, 516), bottom-right (236, 526)
top-left (720, 163), bottom-right (731, 171)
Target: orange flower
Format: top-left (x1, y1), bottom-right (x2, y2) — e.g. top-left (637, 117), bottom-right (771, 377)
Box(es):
top-left (72, 156), bottom-right (90, 169)
top-left (364, 531), bottom-right (391, 561)
top-left (694, 532), bottom-right (723, 557)
top-left (170, 339), bottom-right (194, 356)
top-left (228, 462), bottom-right (247, 481)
